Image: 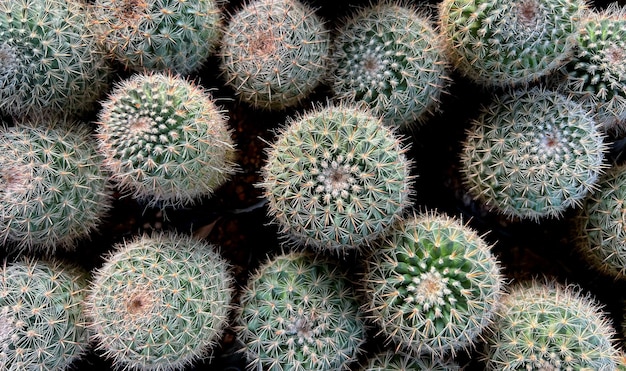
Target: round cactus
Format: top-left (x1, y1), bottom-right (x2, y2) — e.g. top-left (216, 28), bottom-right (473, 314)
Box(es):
top-left (331, 2), bottom-right (449, 129)
top-left (0, 259), bottom-right (90, 371)
top-left (96, 72), bottom-right (237, 208)
top-left (259, 104), bottom-right (414, 253)
top-left (439, 0), bottom-right (587, 86)
top-left (0, 119), bottom-right (111, 253)
top-left (85, 232), bottom-right (234, 371)
top-left (560, 4), bottom-right (626, 134)
top-left (219, 0), bottom-right (330, 110)
top-left (361, 350), bottom-right (460, 371)
top-left (0, 0), bottom-right (110, 118)
top-left (482, 278), bottom-right (619, 370)
top-left (90, 0), bottom-right (221, 74)
top-left (460, 88), bottom-right (607, 220)
top-left (238, 251), bottom-right (366, 371)
top-left (364, 211), bottom-right (504, 358)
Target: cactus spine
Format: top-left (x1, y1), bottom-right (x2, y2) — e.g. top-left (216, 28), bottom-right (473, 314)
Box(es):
top-left (361, 350), bottom-right (461, 371)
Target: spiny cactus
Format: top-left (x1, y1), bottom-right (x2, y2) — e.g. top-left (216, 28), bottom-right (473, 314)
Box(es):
top-left (360, 350), bottom-right (461, 371)
top-left (238, 250), bottom-right (366, 371)
top-left (219, 0), bottom-right (330, 110)
top-left (0, 259), bottom-right (90, 371)
top-left (482, 278), bottom-right (619, 370)
top-left (96, 72), bottom-right (237, 208)
top-left (439, 0), bottom-right (587, 86)
top-left (0, 0), bottom-right (110, 118)
top-left (259, 104), bottom-right (414, 254)
top-left (0, 119), bottom-right (111, 253)
top-left (460, 88), bottom-right (607, 221)
top-left (90, 0), bottom-right (221, 74)
top-left (331, 2), bottom-right (449, 130)
top-left (85, 232), bottom-right (234, 371)
top-left (364, 211), bottom-right (504, 358)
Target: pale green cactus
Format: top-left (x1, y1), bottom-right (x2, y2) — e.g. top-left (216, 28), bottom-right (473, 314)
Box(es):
top-left (361, 350), bottom-right (461, 371)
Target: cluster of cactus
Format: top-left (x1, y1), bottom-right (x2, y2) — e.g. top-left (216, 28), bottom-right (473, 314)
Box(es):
top-left (96, 72), bottom-right (237, 208)
top-left (360, 350), bottom-right (461, 371)
top-left (219, 0), bottom-right (330, 110)
top-left (238, 251), bottom-right (366, 371)
top-left (331, 2), bottom-right (449, 129)
top-left (0, 119), bottom-right (111, 253)
top-left (259, 104), bottom-right (414, 254)
top-left (90, 0), bottom-right (221, 74)
top-left (85, 232), bottom-right (234, 370)
top-left (0, 0), bottom-right (110, 118)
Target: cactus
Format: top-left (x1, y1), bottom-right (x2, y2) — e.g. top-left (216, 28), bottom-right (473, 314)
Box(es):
top-left (238, 250), bottom-right (366, 371)
top-left (438, 0), bottom-right (586, 86)
top-left (482, 278), bottom-right (619, 370)
top-left (0, 258), bottom-right (90, 371)
top-left (363, 211), bottom-right (504, 358)
top-left (96, 72), bottom-right (237, 208)
top-left (0, 0), bottom-right (110, 118)
top-left (90, 0), bottom-right (221, 74)
top-left (85, 232), bottom-right (234, 371)
top-left (360, 350), bottom-right (460, 371)
top-left (331, 2), bottom-right (449, 130)
top-left (219, 0), bottom-right (330, 110)
top-left (0, 119), bottom-right (111, 253)
top-left (259, 104), bottom-right (414, 254)
top-left (460, 88), bottom-right (607, 221)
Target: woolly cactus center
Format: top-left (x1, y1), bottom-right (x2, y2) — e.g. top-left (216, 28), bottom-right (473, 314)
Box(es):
top-left (313, 155), bottom-right (361, 203)
top-left (128, 116), bottom-right (153, 135)
top-left (406, 267), bottom-right (453, 316)
top-left (604, 45), bottom-right (625, 67)
top-left (116, 0), bottom-right (147, 20)
top-left (286, 315), bottom-right (324, 345)
top-left (0, 44), bottom-right (18, 78)
top-left (0, 165), bottom-right (30, 195)
top-left (248, 33), bottom-right (276, 57)
top-left (515, 0), bottom-right (540, 26)
top-left (125, 290), bottom-right (155, 316)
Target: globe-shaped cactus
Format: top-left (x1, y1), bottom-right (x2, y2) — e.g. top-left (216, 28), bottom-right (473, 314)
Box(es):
top-left (259, 104), bottom-right (414, 253)
top-left (460, 88), bottom-right (607, 220)
top-left (96, 72), bottom-right (237, 208)
top-left (85, 232), bottom-right (234, 371)
top-left (238, 251), bottom-right (366, 371)
top-left (360, 350), bottom-right (461, 371)
top-left (331, 2), bottom-right (449, 129)
top-left (364, 211), bottom-right (504, 358)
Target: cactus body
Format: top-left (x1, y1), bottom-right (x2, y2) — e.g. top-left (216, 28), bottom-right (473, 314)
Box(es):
top-left (96, 72), bottom-right (236, 208)
top-left (260, 104), bottom-right (413, 253)
top-left (364, 211), bottom-right (503, 358)
top-left (361, 350), bottom-right (460, 371)
top-left (460, 88), bottom-right (607, 220)
top-left (331, 2), bottom-right (449, 129)
top-left (219, 0), bottom-right (330, 110)
top-left (85, 232), bottom-right (234, 371)
top-left (91, 0), bottom-right (221, 74)
top-left (0, 259), bottom-right (90, 371)
top-left (439, 0), bottom-right (586, 86)
top-left (239, 251), bottom-right (366, 371)
top-left (0, 0), bottom-right (110, 118)
top-left (0, 120), bottom-right (111, 253)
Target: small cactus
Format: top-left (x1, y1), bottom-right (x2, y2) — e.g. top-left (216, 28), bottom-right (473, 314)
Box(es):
top-left (85, 232), bottom-right (234, 371)
top-left (238, 250), bottom-right (366, 371)
top-left (482, 278), bottom-right (619, 370)
top-left (438, 0), bottom-right (587, 86)
top-left (460, 88), bottom-right (607, 220)
top-left (259, 104), bottom-right (414, 253)
top-left (363, 211), bottom-right (504, 358)
top-left (0, 0), bottom-right (110, 118)
top-left (360, 350), bottom-right (461, 371)
top-left (90, 0), bottom-right (222, 74)
top-left (219, 0), bottom-right (331, 110)
top-left (331, 2), bottom-right (449, 129)
top-left (96, 72), bottom-right (237, 208)
top-left (0, 259), bottom-right (90, 371)
top-left (0, 119), bottom-right (111, 253)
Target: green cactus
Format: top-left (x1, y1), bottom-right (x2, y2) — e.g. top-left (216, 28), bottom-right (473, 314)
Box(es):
top-left (96, 72), bottom-right (237, 208)
top-left (219, 0), bottom-right (331, 110)
top-left (238, 250), bottom-right (366, 371)
top-left (0, 119), bottom-right (111, 253)
top-left (460, 88), bottom-right (607, 221)
top-left (259, 104), bottom-right (414, 254)
top-left (364, 211), bottom-right (504, 358)
top-left (0, 258), bottom-right (90, 371)
top-left (90, 0), bottom-right (221, 74)
top-left (331, 2), bottom-right (449, 129)
top-left (360, 350), bottom-right (460, 371)
top-left (85, 232), bottom-right (234, 371)
top-left (0, 0), bottom-right (110, 118)
top-left (482, 278), bottom-right (619, 370)
top-left (438, 0), bottom-right (587, 86)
